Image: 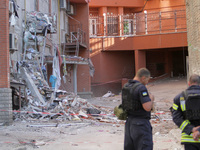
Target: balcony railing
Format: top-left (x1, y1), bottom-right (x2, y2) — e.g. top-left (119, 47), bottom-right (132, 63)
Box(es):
top-left (89, 9), bottom-right (186, 37)
top-left (68, 24), bottom-right (86, 46)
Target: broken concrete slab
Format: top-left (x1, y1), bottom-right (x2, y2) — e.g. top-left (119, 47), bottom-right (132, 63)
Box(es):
top-left (20, 67), bottom-right (46, 105)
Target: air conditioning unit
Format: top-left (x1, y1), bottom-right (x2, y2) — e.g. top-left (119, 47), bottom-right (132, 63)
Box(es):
top-left (9, 1), bottom-right (14, 14)
top-left (9, 34), bottom-right (18, 50)
top-left (60, 0), bottom-right (67, 10)
top-left (67, 4), bottom-right (75, 15)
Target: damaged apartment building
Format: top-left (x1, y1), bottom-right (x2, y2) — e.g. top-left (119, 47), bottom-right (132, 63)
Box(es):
top-left (0, 0), bottom-right (93, 125)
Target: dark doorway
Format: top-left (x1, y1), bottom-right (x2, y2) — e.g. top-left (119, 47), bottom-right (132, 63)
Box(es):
top-left (172, 49), bottom-right (188, 77)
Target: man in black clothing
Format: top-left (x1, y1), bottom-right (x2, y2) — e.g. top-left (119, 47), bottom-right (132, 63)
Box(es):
top-left (172, 74), bottom-right (200, 150)
top-left (123, 68), bottom-right (154, 150)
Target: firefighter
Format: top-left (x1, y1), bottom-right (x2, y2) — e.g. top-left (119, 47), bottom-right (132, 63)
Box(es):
top-left (172, 74), bottom-right (200, 150)
top-left (123, 68), bottom-right (154, 150)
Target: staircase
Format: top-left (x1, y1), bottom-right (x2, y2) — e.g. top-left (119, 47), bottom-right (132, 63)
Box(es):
top-left (63, 31), bottom-right (80, 56)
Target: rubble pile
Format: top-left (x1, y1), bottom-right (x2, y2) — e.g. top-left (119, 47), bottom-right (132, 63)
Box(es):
top-left (12, 90), bottom-right (117, 123)
top-left (26, 11), bottom-right (57, 34)
top-left (11, 62), bottom-right (116, 123)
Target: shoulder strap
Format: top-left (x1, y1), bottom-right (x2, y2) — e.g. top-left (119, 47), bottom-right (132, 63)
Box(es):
top-left (180, 90), bottom-right (188, 111)
top-left (123, 82), bottom-right (141, 89)
top-left (182, 90), bottom-right (188, 100)
top-left (132, 82), bottom-right (142, 90)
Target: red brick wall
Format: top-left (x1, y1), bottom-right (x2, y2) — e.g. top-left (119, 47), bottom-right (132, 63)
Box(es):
top-left (0, 0), bottom-right (9, 88)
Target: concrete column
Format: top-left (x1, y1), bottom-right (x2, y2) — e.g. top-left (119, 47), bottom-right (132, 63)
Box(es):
top-left (135, 50), bottom-right (146, 72)
top-left (0, 0), bottom-right (10, 88)
top-left (118, 7), bottom-right (123, 36)
top-left (73, 64), bottom-right (77, 94)
top-left (99, 7), bottom-right (107, 36)
top-left (0, 0), bottom-right (12, 125)
top-left (0, 89), bottom-right (12, 125)
top-left (99, 7), bottom-right (107, 16)
top-left (49, 0), bottom-right (51, 13)
top-left (165, 51), bottom-right (172, 76)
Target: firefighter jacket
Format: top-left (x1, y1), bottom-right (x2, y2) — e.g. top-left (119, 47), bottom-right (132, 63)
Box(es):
top-left (172, 85), bottom-right (200, 144)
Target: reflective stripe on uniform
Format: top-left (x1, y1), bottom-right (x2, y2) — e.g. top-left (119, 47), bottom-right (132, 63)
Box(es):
top-left (172, 103), bottom-right (178, 110)
top-left (181, 132), bottom-right (200, 143)
top-left (180, 97), bottom-right (186, 111)
top-left (180, 120), bottom-right (190, 131)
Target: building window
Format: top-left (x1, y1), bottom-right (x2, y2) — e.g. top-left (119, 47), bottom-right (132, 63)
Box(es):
top-left (123, 19), bottom-right (134, 35)
top-left (107, 16), bottom-right (118, 36)
top-left (89, 19), bottom-right (97, 36)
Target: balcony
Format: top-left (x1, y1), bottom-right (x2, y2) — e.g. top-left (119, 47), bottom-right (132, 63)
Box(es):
top-left (89, 9), bottom-right (187, 37)
top-left (61, 23), bottom-right (87, 57)
top-left (70, 0), bottom-right (89, 4)
top-left (68, 24), bottom-right (87, 47)
top-left (89, 0), bottom-right (144, 7)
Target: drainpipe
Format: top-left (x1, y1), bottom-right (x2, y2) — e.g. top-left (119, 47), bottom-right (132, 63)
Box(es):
top-left (138, 0), bottom-right (148, 13)
top-left (24, 0), bottom-right (26, 26)
top-left (58, 0), bottom-right (61, 52)
top-left (23, 0), bottom-right (26, 61)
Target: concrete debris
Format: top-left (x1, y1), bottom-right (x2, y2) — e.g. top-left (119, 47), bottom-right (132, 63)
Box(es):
top-left (86, 108), bottom-right (101, 116)
top-left (28, 124), bottom-right (59, 127)
top-left (11, 68), bottom-right (118, 123)
top-left (28, 122), bottom-right (91, 128)
top-left (79, 110), bottom-right (88, 118)
top-left (34, 140), bottom-right (46, 147)
top-left (26, 11), bottom-right (57, 34)
top-left (102, 91), bottom-right (115, 98)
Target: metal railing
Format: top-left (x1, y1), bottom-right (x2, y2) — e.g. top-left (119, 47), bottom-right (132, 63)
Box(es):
top-left (89, 9), bottom-right (187, 37)
top-left (68, 24), bottom-right (86, 46)
top-left (78, 28), bottom-right (86, 46)
top-left (89, 15), bottom-right (104, 36)
top-left (61, 24), bottom-right (86, 56)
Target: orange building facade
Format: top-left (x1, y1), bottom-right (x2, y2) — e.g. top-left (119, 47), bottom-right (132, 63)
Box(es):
top-left (89, 0), bottom-right (187, 96)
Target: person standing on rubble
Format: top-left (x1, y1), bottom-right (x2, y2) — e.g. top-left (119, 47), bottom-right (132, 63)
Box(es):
top-left (123, 68), bottom-right (154, 150)
top-left (171, 74), bottom-right (200, 150)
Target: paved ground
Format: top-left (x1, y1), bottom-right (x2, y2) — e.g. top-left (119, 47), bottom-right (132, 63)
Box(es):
top-left (0, 77), bottom-right (187, 150)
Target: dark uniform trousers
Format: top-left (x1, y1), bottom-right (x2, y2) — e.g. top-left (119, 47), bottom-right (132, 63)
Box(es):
top-left (184, 143), bottom-right (200, 150)
top-left (124, 116), bottom-right (153, 150)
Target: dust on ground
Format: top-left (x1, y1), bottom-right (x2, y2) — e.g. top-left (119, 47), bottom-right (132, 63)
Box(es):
top-left (0, 77), bottom-right (187, 150)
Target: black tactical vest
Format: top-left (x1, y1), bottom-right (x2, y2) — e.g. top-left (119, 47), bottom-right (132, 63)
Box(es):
top-left (182, 91), bottom-right (200, 125)
top-left (122, 82), bottom-right (142, 111)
